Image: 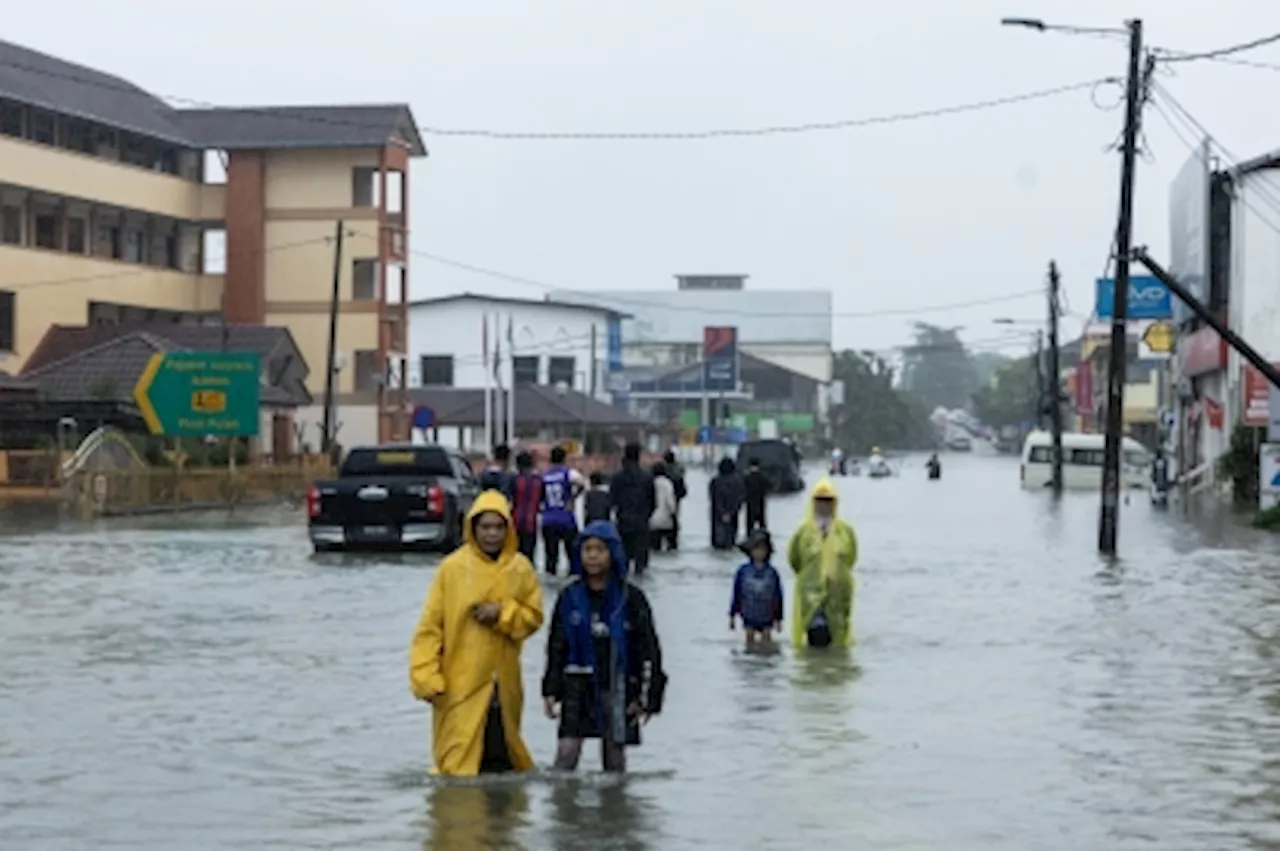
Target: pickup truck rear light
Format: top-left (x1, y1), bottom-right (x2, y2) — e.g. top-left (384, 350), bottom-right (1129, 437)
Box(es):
top-left (426, 485), bottom-right (445, 516)
top-left (307, 485), bottom-right (321, 519)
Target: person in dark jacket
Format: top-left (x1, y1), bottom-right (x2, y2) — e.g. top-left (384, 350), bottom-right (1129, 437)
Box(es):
top-left (743, 457), bottom-right (770, 533)
top-left (584, 471), bottom-right (612, 524)
top-left (661, 449), bottom-right (688, 550)
top-left (709, 456), bottom-right (746, 550)
top-left (509, 451), bottom-right (543, 559)
top-left (609, 443), bottom-right (656, 575)
top-left (479, 444), bottom-right (514, 498)
top-left (542, 520), bottom-right (666, 773)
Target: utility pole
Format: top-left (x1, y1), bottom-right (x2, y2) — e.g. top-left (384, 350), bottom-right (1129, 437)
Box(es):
top-left (320, 220), bottom-right (344, 456)
top-left (589, 323), bottom-right (598, 398)
top-left (1048, 260), bottom-right (1064, 495)
top-left (1034, 330), bottom-right (1046, 428)
top-left (1098, 18), bottom-right (1145, 557)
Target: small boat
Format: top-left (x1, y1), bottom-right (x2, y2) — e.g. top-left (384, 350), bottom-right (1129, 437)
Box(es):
top-left (867, 451), bottom-right (892, 479)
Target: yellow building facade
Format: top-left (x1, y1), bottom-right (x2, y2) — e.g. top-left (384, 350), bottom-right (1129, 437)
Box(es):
top-left (0, 39), bottom-right (425, 446)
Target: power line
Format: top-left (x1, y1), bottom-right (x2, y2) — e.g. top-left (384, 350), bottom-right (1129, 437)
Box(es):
top-left (0, 55), bottom-right (1110, 142)
top-left (1155, 31), bottom-right (1280, 63)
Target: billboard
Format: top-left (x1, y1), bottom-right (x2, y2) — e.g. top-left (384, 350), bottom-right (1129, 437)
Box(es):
top-left (702, 326), bottom-right (739, 393)
top-left (1169, 141), bottom-right (1211, 326)
top-left (605, 316), bottom-right (623, 373)
top-left (1094, 276), bottom-right (1173, 320)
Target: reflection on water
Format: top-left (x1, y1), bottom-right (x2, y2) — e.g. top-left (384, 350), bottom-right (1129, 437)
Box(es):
top-left (5, 456), bottom-right (1280, 849)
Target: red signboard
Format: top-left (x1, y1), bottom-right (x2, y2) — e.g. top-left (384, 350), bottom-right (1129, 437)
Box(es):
top-left (1177, 327), bottom-right (1227, 378)
top-left (1241, 364), bottom-right (1280, 426)
top-left (1075, 362), bottom-right (1094, 415)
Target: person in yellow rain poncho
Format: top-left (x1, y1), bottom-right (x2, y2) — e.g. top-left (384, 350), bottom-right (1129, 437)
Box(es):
top-left (786, 478), bottom-right (858, 649)
top-left (409, 490), bottom-right (545, 776)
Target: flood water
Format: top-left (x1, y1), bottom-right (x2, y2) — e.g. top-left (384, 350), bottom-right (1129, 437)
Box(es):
top-left (4, 452), bottom-right (1280, 849)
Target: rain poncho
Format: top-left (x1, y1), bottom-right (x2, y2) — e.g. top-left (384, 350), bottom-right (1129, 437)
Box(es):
top-left (409, 490), bottom-right (545, 775)
top-left (786, 478), bottom-right (858, 648)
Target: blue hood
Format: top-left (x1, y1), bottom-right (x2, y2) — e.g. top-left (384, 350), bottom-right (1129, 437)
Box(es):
top-left (571, 520), bottom-right (629, 583)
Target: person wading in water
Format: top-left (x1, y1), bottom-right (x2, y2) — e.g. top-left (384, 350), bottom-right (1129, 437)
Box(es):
top-left (787, 478), bottom-right (858, 649)
top-left (408, 491), bottom-right (545, 776)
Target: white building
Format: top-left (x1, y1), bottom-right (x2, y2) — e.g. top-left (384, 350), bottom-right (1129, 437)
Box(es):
top-left (408, 293), bottom-right (625, 396)
top-left (548, 276), bottom-right (834, 383)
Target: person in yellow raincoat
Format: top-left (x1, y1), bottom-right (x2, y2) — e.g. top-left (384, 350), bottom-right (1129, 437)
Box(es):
top-left (409, 489), bottom-right (545, 776)
top-left (786, 478), bottom-right (858, 648)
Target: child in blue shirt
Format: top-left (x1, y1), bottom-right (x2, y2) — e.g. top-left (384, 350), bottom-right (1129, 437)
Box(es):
top-left (729, 528), bottom-right (783, 648)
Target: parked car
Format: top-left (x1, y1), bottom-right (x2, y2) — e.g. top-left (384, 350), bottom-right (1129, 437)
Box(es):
top-left (736, 438), bottom-right (805, 493)
top-left (307, 444), bottom-right (480, 553)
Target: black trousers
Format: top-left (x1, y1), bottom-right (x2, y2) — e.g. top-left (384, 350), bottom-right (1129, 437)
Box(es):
top-left (517, 530), bottom-right (537, 560)
top-left (479, 696), bottom-right (513, 773)
top-left (746, 504), bottom-right (766, 532)
top-left (650, 527), bottom-right (677, 552)
top-left (669, 512), bottom-right (681, 550)
top-left (542, 524), bottom-right (576, 575)
top-left (619, 526), bottom-right (650, 575)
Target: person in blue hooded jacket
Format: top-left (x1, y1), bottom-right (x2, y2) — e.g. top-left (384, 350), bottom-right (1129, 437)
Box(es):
top-left (541, 520), bottom-right (667, 773)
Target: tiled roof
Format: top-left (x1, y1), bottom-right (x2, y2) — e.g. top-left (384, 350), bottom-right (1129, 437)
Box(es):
top-left (0, 370), bottom-right (35, 391)
top-left (22, 328), bottom-right (305, 407)
top-left (170, 105), bottom-right (426, 156)
top-left (0, 39), bottom-right (425, 154)
top-left (407, 385), bottom-right (647, 428)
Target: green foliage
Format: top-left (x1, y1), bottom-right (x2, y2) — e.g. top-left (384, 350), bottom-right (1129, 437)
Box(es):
top-left (1217, 424), bottom-right (1261, 505)
top-left (971, 356), bottom-right (1038, 429)
top-left (901, 323), bottom-right (981, 411)
top-left (830, 349), bottom-right (934, 452)
top-left (1252, 504), bottom-right (1280, 531)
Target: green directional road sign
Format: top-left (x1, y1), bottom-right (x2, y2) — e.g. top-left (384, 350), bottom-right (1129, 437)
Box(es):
top-left (133, 350), bottom-right (261, 437)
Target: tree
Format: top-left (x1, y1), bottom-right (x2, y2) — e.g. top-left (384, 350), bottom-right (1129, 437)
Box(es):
top-left (830, 349), bottom-right (934, 451)
top-left (901, 323), bottom-right (980, 411)
top-left (970, 357), bottom-right (1038, 429)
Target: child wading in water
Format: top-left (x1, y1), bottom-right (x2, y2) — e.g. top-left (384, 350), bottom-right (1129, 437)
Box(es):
top-left (729, 528), bottom-right (783, 648)
top-left (542, 520), bottom-right (667, 773)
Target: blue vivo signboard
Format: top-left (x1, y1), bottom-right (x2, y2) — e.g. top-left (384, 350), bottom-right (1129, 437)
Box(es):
top-left (606, 317), bottom-right (623, 373)
top-left (702, 326), bottom-right (738, 393)
top-left (1094, 276), bottom-right (1173, 320)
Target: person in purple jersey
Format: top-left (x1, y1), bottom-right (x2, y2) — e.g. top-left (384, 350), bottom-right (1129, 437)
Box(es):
top-left (540, 446), bottom-right (584, 576)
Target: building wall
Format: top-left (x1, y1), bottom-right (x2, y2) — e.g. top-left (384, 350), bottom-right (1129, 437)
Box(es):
top-left (408, 299), bottom-right (614, 397)
top-left (1227, 169), bottom-right (1280, 430)
top-left (0, 245), bottom-right (222, 373)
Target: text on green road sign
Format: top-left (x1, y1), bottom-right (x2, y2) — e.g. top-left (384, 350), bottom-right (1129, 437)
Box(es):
top-left (133, 351), bottom-right (262, 437)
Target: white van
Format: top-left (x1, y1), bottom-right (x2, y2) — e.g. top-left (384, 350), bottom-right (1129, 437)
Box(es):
top-left (1019, 430), bottom-right (1151, 491)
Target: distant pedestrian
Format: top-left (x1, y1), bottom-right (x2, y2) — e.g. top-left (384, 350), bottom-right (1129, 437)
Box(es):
top-left (648, 461), bottom-right (679, 552)
top-left (662, 449), bottom-right (688, 549)
top-left (479, 444), bottom-right (514, 497)
top-left (509, 451), bottom-right (543, 560)
top-left (743, 457), bottom-right (770, 532)
top-left (583, 471), bottom-right (612, 524)
top-left (709, 456), bottom-right (746, 550)
top-left (729, 529), bottom-right (783, 649)
top-left (540, 447), bottom-right (581, 576)
top-left (609, 443), bottom-right (656, 576)
top-left (541, 520), bottom-right (667, 773)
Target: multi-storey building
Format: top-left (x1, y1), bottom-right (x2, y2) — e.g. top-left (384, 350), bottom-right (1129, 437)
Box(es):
top-left (0, 39), bottom-right (425, 446)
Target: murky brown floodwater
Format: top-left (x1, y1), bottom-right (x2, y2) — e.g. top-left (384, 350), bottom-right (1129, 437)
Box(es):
top-left (3, 452), bottom-right (1280, 849)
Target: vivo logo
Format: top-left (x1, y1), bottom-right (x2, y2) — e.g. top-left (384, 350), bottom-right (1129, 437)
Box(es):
top-left (1131, 285), bottom-right (1168, 302)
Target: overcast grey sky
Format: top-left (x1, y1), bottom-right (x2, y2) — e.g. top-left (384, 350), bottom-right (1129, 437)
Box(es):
top-left (10, 0), bottom-right (1280, 354)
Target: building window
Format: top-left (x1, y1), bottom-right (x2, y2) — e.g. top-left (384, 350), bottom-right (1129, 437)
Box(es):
top-left (548, 356), bottom-right (576, 389)
top-left (513, 356), bottom-right (539, 386)
top-left (0, 290), bottom-right (13, 352)
top-left (352, 259), bottom-right (377, 300)
top-left (34, 214), bottom-right (59, 250)
top-left (67, 218), bottom-right (86, 254)
top-left (419, 355), bottom-right (454, 387)
top-left (352, 167), bottom-right (378, 207)
top-left (353, 349), bottom-right (381, 392)
top-left (65, 120), bottom-right (94, 154)
top-left (30, 111), bottom-right (54, 144)
top-left (0, 102), bottom-right (22, 137)
top-left (123, 230), bottom-right (143, 262)
top-left (1, 206), bottom-right (20, 245)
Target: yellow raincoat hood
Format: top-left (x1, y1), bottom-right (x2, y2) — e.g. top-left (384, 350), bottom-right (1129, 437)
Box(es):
top-left (463, 489), bottom-right (519, 559)
top-left (786, 477), bottom-right (858, 648)
top-left (408, 488), bottom-right (544, 776)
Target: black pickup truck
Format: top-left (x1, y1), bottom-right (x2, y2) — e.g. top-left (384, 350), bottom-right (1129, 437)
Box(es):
top-left (307, 444), bottom-right (480, 553)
